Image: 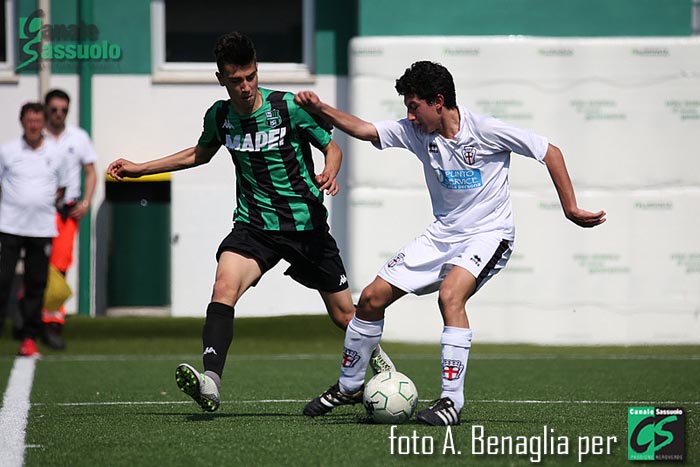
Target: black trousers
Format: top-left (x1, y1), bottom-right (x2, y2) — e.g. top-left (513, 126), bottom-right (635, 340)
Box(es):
top-left (0, 232), bottom-right (51, 340)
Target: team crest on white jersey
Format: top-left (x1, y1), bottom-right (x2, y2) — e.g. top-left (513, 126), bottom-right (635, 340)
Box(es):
top-left (461, 146), bottom-right (477, 165)
top-left (265, 109), bottom-right (282, 128)
top-left (428, 141), bottom-right (439, 154)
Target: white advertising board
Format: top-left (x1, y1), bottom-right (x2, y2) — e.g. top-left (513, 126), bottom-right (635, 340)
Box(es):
top-left (348, 37), bottom-right (700, 344)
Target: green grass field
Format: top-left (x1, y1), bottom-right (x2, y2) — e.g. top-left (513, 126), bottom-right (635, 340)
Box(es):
top-left (1, 315), bottom-right (698, 466)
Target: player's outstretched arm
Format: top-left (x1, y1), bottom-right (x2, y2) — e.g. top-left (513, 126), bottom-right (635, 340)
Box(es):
top-left (544, 143), bottom-right (606, 228)
top-left (294, 91), bottom-right (379, 143)
top-left (107, 145), bottom-right (218, 181)
top-left (315, 139), bottom-right (342, 196)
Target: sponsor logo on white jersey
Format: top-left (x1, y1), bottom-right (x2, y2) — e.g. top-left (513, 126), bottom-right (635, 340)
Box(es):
top-left (434, 168), bottom-right (483, 190)
top-left (225, 127), bottom-right (287, 152)
top-left (203, 347), bottom-right (218, 356)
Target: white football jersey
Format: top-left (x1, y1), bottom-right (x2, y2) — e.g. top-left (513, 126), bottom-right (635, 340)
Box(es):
top-left (46, 125), bottom-right (97, 203)
top-left (0, 137), bottom-right (68, 237)
top-left (373, 105), bottom-right (548, 241)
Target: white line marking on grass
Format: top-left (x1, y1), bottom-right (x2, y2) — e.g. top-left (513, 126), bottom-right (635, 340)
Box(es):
top-left (49, 400), bottom-right (308, 406)
top-left (37, 398), bottom-right (700, 407)
top-left (37, 353), bottom-right (700, 363)
top-left (0, 357), bottom-right (38, 467)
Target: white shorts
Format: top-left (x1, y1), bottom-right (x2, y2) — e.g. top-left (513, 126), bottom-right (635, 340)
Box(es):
top-left (377, 231), bottom-right (513, 296)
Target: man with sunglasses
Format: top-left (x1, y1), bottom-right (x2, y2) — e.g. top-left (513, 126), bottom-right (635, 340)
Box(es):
top-left (41, 89), bottom-right (97, 349)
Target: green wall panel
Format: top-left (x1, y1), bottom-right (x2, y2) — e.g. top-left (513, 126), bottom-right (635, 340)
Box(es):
top-left (91, 0), bottom-right (151, 74)
top-left (357, 0), bottom-right (692, 37)
top-left (315, 0), bottom-right (358, 75)
top-left (16, 0), bottom-right (150, 74)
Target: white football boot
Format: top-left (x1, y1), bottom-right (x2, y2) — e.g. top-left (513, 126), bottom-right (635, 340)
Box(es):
top-left (175, 363), bottom-right (220, 412)
top-left (369, 344), bottom-right (396, 375)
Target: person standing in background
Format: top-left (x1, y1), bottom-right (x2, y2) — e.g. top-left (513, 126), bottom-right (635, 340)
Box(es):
top-left (41, 89), bottom-right (97, 350)
top-left (0, 102), bottom-right (68, 357)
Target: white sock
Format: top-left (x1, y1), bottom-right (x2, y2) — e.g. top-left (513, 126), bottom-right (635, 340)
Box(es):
top-left (338, 316), bottom-right (384, 393)
top-left (440, 326), bottom-right (472, 411)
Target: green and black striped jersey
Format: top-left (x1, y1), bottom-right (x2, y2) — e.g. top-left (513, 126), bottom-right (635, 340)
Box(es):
top-left (198, 88), bottom-right (332, 231)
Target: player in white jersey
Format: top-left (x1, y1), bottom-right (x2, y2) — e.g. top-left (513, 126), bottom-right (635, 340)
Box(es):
top-left (296, 61), bottom-right (606, 425)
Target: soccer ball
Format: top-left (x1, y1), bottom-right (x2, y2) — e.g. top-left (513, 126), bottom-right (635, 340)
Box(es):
top-left (363, 371), bottom-right (418, 424)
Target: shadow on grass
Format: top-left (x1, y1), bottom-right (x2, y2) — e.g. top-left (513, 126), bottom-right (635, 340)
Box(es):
top-left (185, 412), bottom-right (293, 421)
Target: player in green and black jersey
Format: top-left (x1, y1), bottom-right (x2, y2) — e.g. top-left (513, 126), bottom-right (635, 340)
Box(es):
top-left (107, 32), bottom-right (394, 413)
top-left (199, 89), bottom-right (335, 231)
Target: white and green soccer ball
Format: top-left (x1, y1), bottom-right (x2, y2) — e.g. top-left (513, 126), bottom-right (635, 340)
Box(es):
top-left (363, 371), bottom-right (418, 424)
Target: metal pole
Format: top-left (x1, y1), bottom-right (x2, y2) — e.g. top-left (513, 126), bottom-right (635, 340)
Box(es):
top-left (692, 0), bottom-right (700, 36)
top-left (78, 0), bottom-right (93, 317)
top-left (38, 0), bottom-right (50, 98)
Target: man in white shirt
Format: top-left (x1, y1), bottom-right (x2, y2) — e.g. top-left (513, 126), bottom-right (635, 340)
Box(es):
top-left (40, 89), bottom-right (97, 349)
top-left (0, 103), bottom-right (67, 357)
top-left (296, 61), bottom-right (606, 425)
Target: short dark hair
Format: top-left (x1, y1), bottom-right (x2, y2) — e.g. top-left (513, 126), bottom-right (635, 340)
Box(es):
top-left (214, 32), bottom-right (257, 72)
top-left (20, 102), bottom-right (45, 120)
top-left (45, 88), bottom-right (71, 106)
top-left (395, 61), bottom-right (457, 109)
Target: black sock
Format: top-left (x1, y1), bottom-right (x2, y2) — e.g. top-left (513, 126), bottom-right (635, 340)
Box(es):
top-left (201, 302), bottom-right (235, 377)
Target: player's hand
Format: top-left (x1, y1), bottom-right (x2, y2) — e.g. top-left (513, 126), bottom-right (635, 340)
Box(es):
top-left (294, 91), bottom-right (322, 113)
top-left (68, 200), bottom-right (90, 220)
top-left (107, 158), bottom-right (142, 181)
top-left (315, 171), bottom-right (339, 196)
top-left (565, 208), bottom-right (607, 228)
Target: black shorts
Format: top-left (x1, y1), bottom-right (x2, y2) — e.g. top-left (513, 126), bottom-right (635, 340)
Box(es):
top-left (216, 223), bottom-right (349, 293)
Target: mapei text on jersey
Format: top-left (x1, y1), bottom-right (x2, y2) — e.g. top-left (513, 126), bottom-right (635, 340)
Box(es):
top-left (224, 128), bottom-right (287, 152)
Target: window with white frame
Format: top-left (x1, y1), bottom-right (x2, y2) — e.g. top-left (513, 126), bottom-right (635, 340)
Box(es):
top-left (0, 0), bottom-right (11, 74)
top-left (0, 2), bottom-right (6, 63)
top-left (151, 0), bottom-right (315, 83)
top-left (0, 0), bottom-right (19, 81)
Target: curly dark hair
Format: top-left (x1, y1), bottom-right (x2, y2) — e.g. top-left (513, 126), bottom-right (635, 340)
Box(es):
top-left (395, 61), bottom-right (457, 109)
top-left (214, 32), bottom-right (256, 72)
